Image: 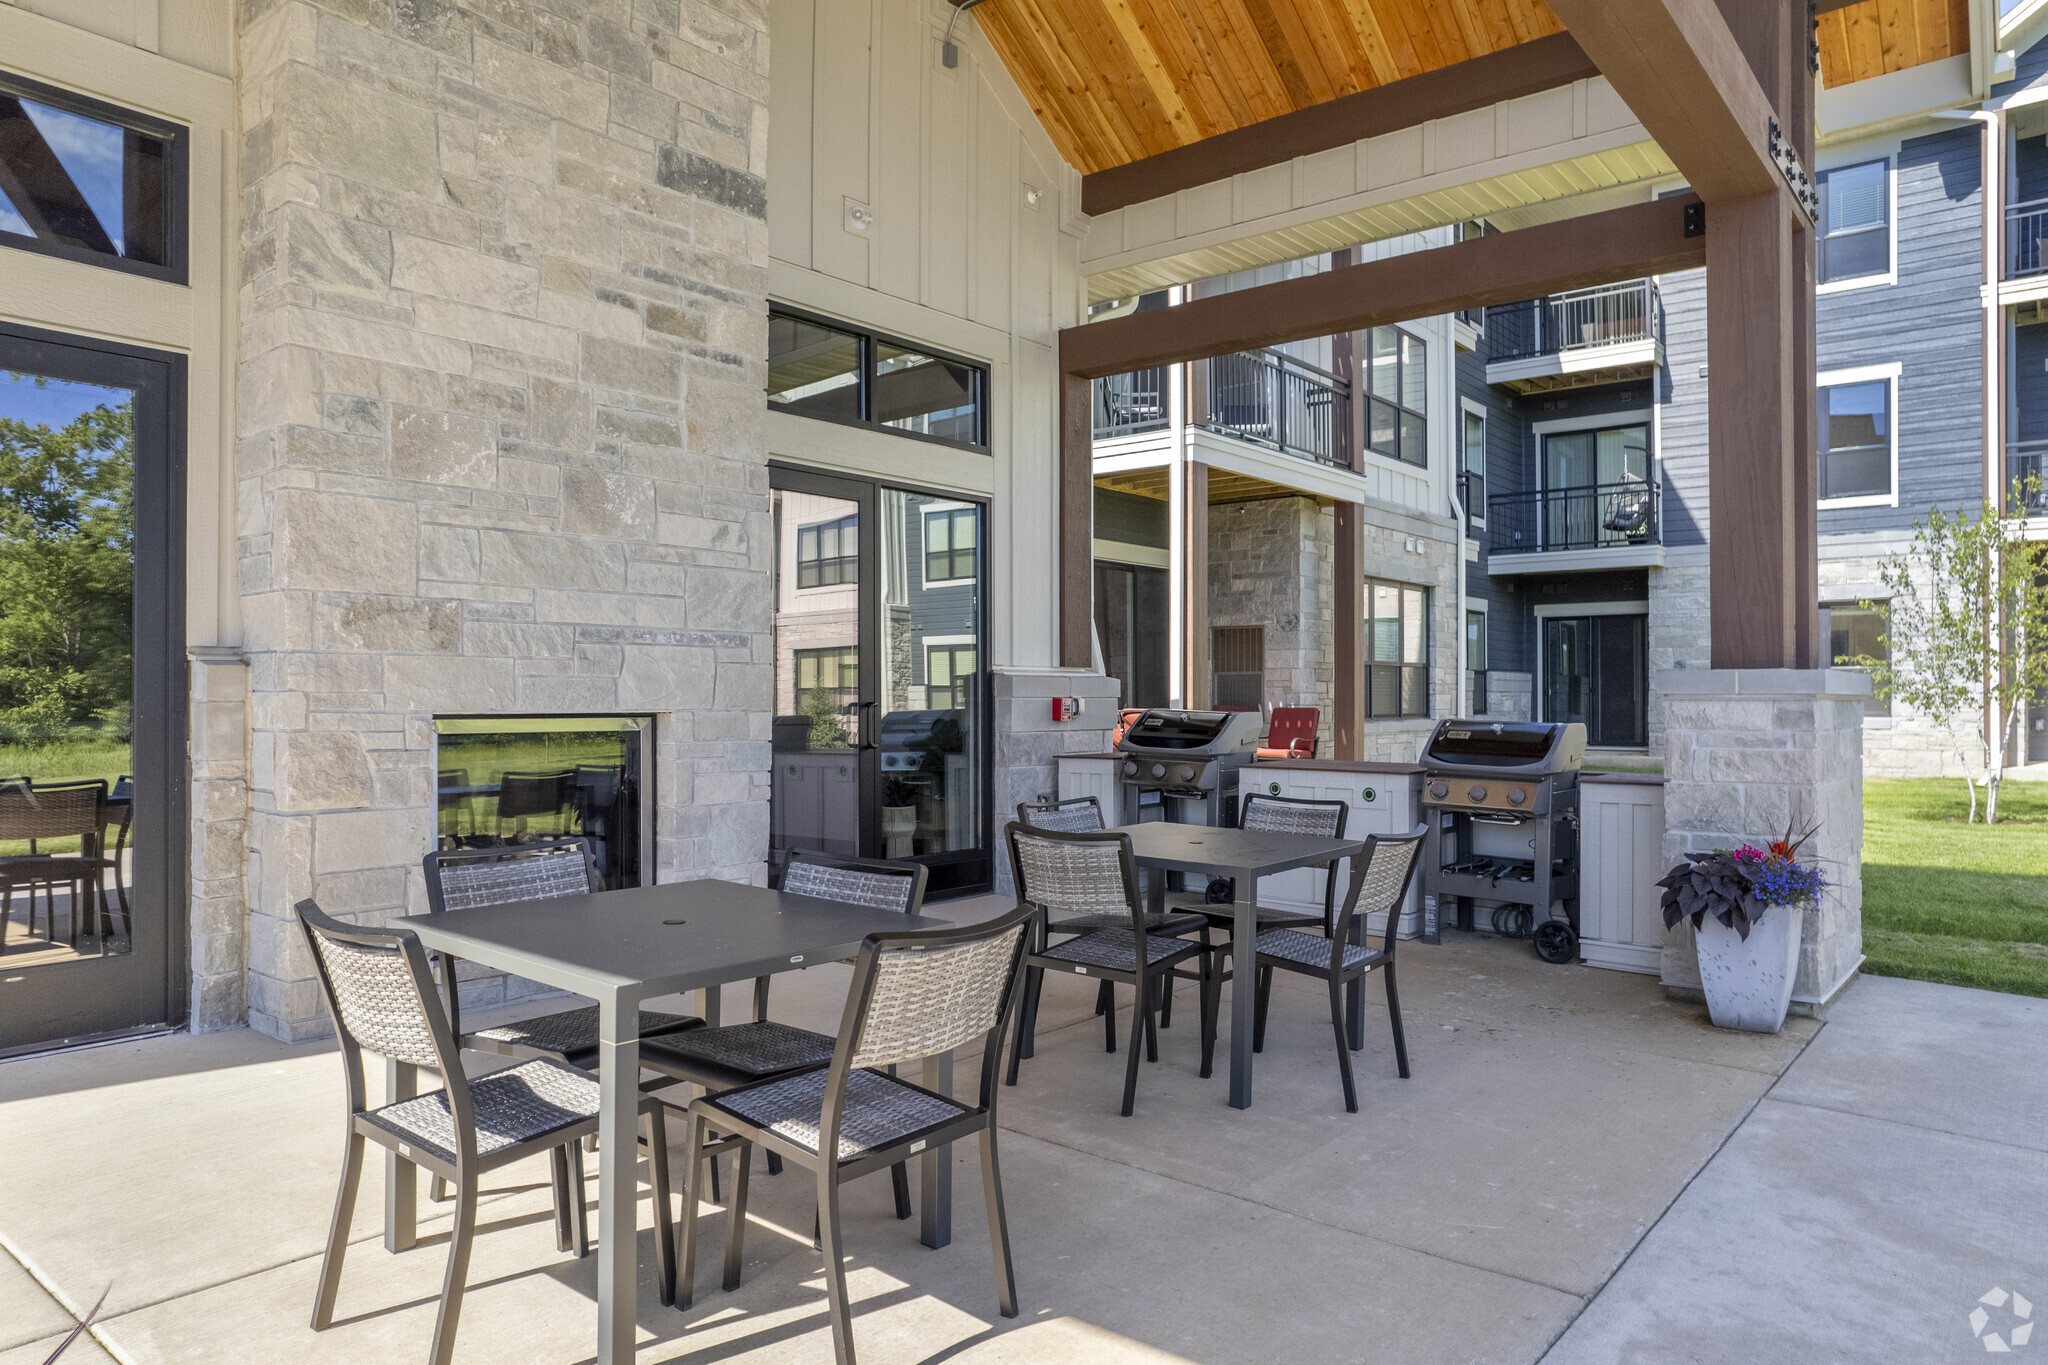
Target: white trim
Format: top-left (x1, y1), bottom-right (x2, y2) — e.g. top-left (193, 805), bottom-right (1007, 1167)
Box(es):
top-left (1813, 154), bottom-right (1898, 294)
top-left (1529, 408), bottom-right (1653, 436)
top-left (1484, 337), bottom-right (1662, 386)
top-left (1488, 544), bottom-right (1665, 574)
top-left (1817, 362), bottom-right (1901, 510)
top-left (1532, 600), bottom-right (1650, 619)
top-left (1093, 538), bottom-right (1169, 570)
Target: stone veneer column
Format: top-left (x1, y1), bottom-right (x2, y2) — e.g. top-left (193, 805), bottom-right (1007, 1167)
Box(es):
top-left (990, 669), bottom-right (1120, 896)
top-left (236, 0), bottom-right (770, 1039)
top-left (189, 647), bottom-right (251, 1030)
top-left (1658, 668), bottom-right (1868, 1015)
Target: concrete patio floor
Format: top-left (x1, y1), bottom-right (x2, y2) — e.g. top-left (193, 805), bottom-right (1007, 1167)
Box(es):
top-left (1, 899), bottom-right (2027, 1364)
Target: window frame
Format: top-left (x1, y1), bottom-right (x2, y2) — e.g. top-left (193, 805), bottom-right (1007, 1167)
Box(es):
top-left (923, 640), bottom-right (978, 710)
top-left (1364, 578), bottom-right (1430, 721)
top-left (1821, 600), bottom-right (1892, 716)
top-left (1364, 325), bottom-right (1428, 469)
top-left (767, 303), bottom-right (990, 454)
top-left (1817, 363), bottom-right (1901, 509)
top-left (1815, 155), bottom-right (1895, 293)
top-left (793, 645), bottom-right (860, 717)
top-left (795, 512), bottom-right (859, 590)
top-left (1459, 398), bottom-right (1487, 529)
top-left (921, 504), bottom-right (979, 587)
top-left (0, 72), bottom-right (190, 285)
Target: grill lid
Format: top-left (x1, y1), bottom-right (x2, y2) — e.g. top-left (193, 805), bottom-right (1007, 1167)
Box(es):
top-left (1116, 708), bottom-right (1261, 755)
top-left (1421, 720), bottom-right (1585, 773)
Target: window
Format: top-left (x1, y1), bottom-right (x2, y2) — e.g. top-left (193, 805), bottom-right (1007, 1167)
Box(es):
top-left (1461, 408), bottom-right (1486, 517)
top-left (1211, 626), bottom-right (1264, 711)
top-left (925, 644), bottom-right (977, 709)
top-left (1821, 380), bottom-right (1892, 501)
top-left (923, 507), bottom-right (977, 583)
top-left (1467, 610), bottom-right (1488, 715)
top-left (0, 75), bottom-right (185, 283)
top-left (794, 647), bottom-right (859, 724)
top-left (796, 514), bottom-right (858, 588)
top-left (1824, 602), bottom-right (1891, 716)
top-left (767, 306), bottom-right (988, 451)
top-left (1817, 159), bottom-right (1888, 285)
top-left (433, 717), bottom-right (651, 890)
top-left (1365, 326), bottom-right (1427, 467)
top-left (1367, 581), bottom-right (1429, 719)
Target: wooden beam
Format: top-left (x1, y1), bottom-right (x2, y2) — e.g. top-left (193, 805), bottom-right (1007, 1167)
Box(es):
top-left (1544, 0), bottom-right (1781, 203)
top-left (1059, 371), bottom-right (1094, 669)
top-left (1059, 195), bottom-right (1705, 379)
top-left (1184, 462), bottom-right (1210, 709)
top-left (1080, 31), bottom-right (1599, 216)
top-left (1333, 504), bottom-right (1364, 760)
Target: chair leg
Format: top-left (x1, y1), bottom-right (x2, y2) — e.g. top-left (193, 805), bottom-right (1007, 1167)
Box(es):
top-left (1329, 976), bottom-right (1358, 1113)
top-left (678, 1112), bottom-right (709, 1310)
top-left (427, 1167), bottom-right (478, 1365)
top-left (1142, 976), bottom-right (1160, 1064)
top-left (980, 1126), bottom-right (1018, 1319)
top-left (1005, 969), bottom-right (1032, 1087)
top-left (550, 1145), bottom-right (575, 1253)
top-left (1384, 963), bottom-right (1411, 1079)
top-left (1103, 982), bottom-right (1117, 1054)
top-left (310, 1132), bottom-right (365, 1330)
top-left (767, 1150), bottom-right (783, 1176)
top-left (645, 1108), bottom-right (676, 1308)
top-left (1199, 951), bottom-right (1220, 1080)
top-left (430, 1174), bottom-right (452, 1204)
top-left (1120, 982), bottom-right (1149, 1117)
top-left (819, 1170), bottom-right (857, 1365)
top-left (891, 1160), bottom-right (912, 1221)
top-left (1019, 963), bottom-right (1045, 1061)
top-left (1094, 977), bottom-right (1110, 1017)
top-left (721, 1140), bottom-right (753, 1292)
top-left (1159, 970), bottom-right (1174, 1029)
top-left (1253, 964), bottom-right (1273, 1054)
top-left (567, 1140), bottom-right (590, 1258)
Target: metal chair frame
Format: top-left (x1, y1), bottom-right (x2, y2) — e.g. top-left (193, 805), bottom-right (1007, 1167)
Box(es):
top-left (675, 903), bottom-right (1037, 1365)
top-left (296, 898), bottom-right (676, 1365)
top-left (0, 779), bottom-right (110, 948)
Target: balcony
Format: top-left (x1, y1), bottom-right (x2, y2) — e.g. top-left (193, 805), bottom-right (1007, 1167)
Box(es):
top-left (1093, 348), bottom-right (1350, 467)
top-left (1485, 478), bottom-right (1664, 573)
top-left (2008, 440), bottom-right (2048, 514)
top-left (2008, 199), bottom-right (2048, 281)
top-left (1483, 280), bottom-right (1663, 395)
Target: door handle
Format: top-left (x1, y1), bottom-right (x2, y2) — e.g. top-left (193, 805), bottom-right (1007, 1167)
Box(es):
top-left (857, 701), bottom-right (879, 750)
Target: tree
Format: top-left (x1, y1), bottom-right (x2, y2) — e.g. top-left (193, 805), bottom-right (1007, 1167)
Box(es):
top-left (0, 393), bottom-right (134, 747)
top-left (1853, 481), bottom-right (2048, 823)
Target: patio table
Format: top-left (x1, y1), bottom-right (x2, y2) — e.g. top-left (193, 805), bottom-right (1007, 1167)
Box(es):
top-left (392, 878), bottom-right (953, 1365)
top-left (1111, 822), bottom-right (1365, 1110)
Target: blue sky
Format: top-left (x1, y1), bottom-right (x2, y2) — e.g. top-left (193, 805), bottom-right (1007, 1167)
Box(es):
top-left (1, 372), bottom-right (132, 430)
top-left (0, 100), bottom-right (127, 253)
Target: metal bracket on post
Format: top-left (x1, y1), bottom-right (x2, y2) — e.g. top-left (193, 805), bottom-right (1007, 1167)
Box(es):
top-left (1769, 118), bottom-right (1820, 226)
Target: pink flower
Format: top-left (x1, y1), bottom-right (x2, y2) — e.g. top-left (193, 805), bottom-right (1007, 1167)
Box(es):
top-left (1734, 845), bottom-right (1767, 863)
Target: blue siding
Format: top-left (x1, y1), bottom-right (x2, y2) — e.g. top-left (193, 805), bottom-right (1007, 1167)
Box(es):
top-left (1657, 266), bottom-right (1709, 548)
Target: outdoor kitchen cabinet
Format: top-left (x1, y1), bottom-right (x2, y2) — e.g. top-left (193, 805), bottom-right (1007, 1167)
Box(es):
top-left (1578, 772), bottom-right (1668, 974)
top-left (1237, 760), bottom-right (1425, 937)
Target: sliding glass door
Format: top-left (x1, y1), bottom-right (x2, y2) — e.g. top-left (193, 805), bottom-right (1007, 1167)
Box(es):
top-left (770, 467), bottom-right (989, 894)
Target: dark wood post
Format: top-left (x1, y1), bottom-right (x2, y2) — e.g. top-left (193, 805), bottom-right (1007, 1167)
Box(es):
top-left (1185, 461), bottom-right (1210, 709)
top-left (1333, 502), bottom-right (1364, 758)
top-left (1059, 371), bottom-right (1094, 669)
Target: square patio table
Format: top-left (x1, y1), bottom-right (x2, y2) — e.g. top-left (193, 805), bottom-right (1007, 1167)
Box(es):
top-left (392, 878), bottom-right (953, 1365)
top-left (1111, 821), bottom-right (1365, 1109)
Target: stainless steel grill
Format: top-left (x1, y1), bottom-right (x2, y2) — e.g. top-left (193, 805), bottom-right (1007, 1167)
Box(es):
top-left (1417, 720), bottom-right (1586, 963)
top-left (1112, 708), bottom-right (1262, 827)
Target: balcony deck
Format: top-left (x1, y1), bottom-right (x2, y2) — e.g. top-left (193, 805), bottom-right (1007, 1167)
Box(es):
top-left (1483, 281), bottom-right (1663, 395)
top-left (1485, 479), bottom-right (1664, 573)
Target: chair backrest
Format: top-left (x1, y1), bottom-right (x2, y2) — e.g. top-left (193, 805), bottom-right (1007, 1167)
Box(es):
top-left (437, 768), bottom-right (469, 791)
top-left (1112, 708), bottom-right (1146, 745)
top-left (422, 836), bottom-right (600, 914)
top-left (1238, 792), bottom-right (1347, 840)
top-left (1265, 707), bottom-right (1319, 756)
top-left (823, 902), bottom-right (1037, 1135)
top-left (1015, 795), bottom-right (1104, 833)
top-left (1332, 827), bottom-right (1428, 958)
top-left (0, 780), bottom-right (105, 842)
top-left (780, 849), bottom-right (928, 915)
top-left (1004, 822), bottom-right (1141, 929)
top-left (496, 770), bottom-right (572, 821)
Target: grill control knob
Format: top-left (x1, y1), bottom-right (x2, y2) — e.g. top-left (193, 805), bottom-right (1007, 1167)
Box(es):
top-left (1508, 787), bottom-right (1528, 806)
top-left (1151, 763), bottom-right (1166, 779)
top-left (1122, 761), bottom-right (1138, 778)
top-left (1179, 764), bottom-right (1197, 782)
top-left (1429, 781), bottom-right (1449, 800)
top-left (1467, 785), bottom-right (1488, 803)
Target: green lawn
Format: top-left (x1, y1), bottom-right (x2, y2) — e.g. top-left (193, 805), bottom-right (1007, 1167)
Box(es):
top-left (1862, 778), bottom-right (2048, 998)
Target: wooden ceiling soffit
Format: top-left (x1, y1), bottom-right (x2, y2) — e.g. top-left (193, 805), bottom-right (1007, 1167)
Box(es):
top-left (972, 0), bottom-right (1573, 178)
top-left (1081, 31), bottom-right (1599, 216)
top-left (1062, 193), bottom-right (1705, 378)
top-left (1815, 0), bottom-right (1973, 90)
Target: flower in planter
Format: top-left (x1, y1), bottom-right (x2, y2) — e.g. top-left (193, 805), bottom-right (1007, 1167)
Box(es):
top-left (1658, 822), bottom-right (1826, 940)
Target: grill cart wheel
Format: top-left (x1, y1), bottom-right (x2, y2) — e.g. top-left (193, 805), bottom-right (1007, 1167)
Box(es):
top-left (1532, 920), bottom-right (1578, 965)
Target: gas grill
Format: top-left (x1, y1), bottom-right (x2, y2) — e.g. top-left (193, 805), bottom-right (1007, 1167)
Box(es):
top-left (1418, 719), bottom-right (1586, 963)
top-left (1113, 708), bottom-right (1262, 826)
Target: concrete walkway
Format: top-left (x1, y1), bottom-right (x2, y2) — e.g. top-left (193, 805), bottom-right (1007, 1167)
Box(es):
top-left (0, 914), bottom-right (2025, 1364)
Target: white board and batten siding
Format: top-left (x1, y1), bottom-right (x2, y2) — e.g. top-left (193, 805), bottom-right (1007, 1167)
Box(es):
top-left (1578, 774), bottom-right (1669, 974)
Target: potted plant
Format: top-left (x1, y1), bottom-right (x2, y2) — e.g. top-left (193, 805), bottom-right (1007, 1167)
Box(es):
top-left (1658, 825), bottom-right (1827, 1034)
top-left (882, 775), bottom-right (918, 859)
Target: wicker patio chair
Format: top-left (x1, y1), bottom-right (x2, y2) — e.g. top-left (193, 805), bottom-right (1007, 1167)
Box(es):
top-left (674, 902), bottom-right (1037, 1365)
top-left (1177, 792), bottom-right (1351, 936)
top-left (638, 849), bottom-right (927, 1215)
top-left (296, 898), bottom-right (677, 1365)
top-left (1000, 824), bottom-right (1215, 1114)
top-left (0, 780), bottom-right (108, 948)
top-left (1226, 826), bottom-right (1426, 1112)
top-left (494, 769), bottom-right (572, 839)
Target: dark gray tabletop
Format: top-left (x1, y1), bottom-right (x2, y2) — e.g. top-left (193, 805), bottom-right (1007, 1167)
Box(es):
top-left (1109, 821), bottom-right (1362, 877)
top-left (392, 878), bottom-right (951, 999)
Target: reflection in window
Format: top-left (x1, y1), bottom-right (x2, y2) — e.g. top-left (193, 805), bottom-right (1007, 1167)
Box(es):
top-left (767, 314), bottom-right (862, 420)
top-left (1825, 602), bottom-right (1891, 716)
top-left (796, 513), bottom-right (857, 588)
top-left (794, 647), bottom-right (859, 745)
top-left (925, 644), bottom-right (976, 709)
top-left (0, 80), bottom-right (177, 276)
top-left (1821, 380), bottom-right (1891, 500)
top-left (432, 717), bottom-right (649, 890)
top-left (1367, 579), bottom-right (1429, 719)
top-left (923, 507), bottom-right (976, 583)
top-left (877, 345), bottom-right (981, 445)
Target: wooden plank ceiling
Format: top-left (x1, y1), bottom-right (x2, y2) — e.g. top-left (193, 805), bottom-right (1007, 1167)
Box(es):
top-left (974, 0), bottom-right (1974, 178)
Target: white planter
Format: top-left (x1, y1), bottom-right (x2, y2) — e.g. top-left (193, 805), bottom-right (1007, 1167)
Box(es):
top-left (881, 805), bottom-right (917, 859)
top-left (1695, 905), bottom-right (1805, 1033)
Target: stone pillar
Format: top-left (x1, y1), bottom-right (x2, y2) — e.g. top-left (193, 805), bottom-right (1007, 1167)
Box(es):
top-left (188, 647), bottom-right (250, 1032)
top-left (1659, 668), bottom-right (1868, 1015)
top-left (990, 668), bottom-right (1119, 895)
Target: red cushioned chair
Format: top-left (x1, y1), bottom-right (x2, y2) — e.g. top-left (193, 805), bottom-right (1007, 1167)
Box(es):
top-left (1256, 707), bottom-right (1319, 760)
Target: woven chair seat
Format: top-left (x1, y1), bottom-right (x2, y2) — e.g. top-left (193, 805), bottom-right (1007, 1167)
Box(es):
top-left (360, 1059), bottom-right (599, 1166)
top-left (1255, 928), bottom-right (1383, 973)
top-left (1050, 909), bottom-right (1208, 936)
top-left (707, 1067), bottom-right (968, 1162)
top-left (1038, 928), bottom-right (1194, 973)
top-left (468, 1006), bottom-right (700, 1059)
top-left (640, 1019), bottom-right (837, 1079)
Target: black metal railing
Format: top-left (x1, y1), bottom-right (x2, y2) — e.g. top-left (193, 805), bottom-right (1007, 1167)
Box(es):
top-left (1488, 479), bottom-right (1659, 554)
top-left (2009, 440), bottom-right (2048, 514)
top-left (2008, 199), bottom-right (2048, 279)
top-left (1486, 279), bottom-right (1660, 363)
top-left (1092, 367), bottom-right (1170, 438)
top-left (1199, 348), bottom-right (1348, 466)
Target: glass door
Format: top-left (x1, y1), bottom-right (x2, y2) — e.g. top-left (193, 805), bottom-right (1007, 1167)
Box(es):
top-left (0, 325), bottom-right (183, 1055)
top-left (770, 468), bottom-right (990, 893)
top-left (1542, 614), bottom-right (1647, 748)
